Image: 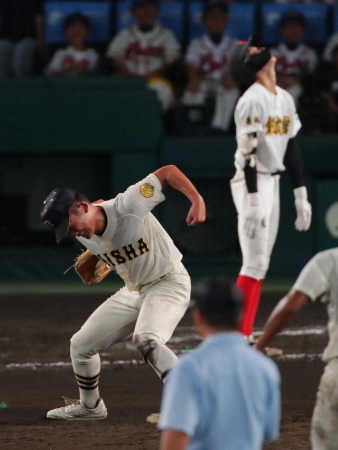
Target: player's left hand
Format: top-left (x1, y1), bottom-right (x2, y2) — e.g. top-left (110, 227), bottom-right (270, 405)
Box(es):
top-left (294, 187), bottom-right (312, 231)
top-left (186, 197), bottom-right (206, 226)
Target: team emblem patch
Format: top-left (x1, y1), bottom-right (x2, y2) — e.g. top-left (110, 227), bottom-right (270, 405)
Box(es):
top-left (140, 183), bottom-right (154, 198)
top-left (44, 220), bottom-right (54, 227)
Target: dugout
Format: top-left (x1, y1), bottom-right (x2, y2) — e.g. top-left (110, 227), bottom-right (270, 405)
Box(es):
top-left (0, 77), bottom-right (337, 282)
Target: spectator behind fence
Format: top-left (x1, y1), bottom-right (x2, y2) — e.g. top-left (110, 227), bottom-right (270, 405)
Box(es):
top-left (0, 0), bottom-right (44, 77)
top-left (271, 10), bottom-right (318, 108)
top-left (45, 13), bottom-right (99, 77)
top-left (158, 277), bottom-right (281, 450)
top-left (181, 2), bottom-right (239, 134)
top-left (311, 44), bottom-right (338, 133)
top-left (106, 0), bottom-right (180, 112)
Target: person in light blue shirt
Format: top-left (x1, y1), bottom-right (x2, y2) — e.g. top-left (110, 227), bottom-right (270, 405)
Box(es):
top-left (158, 277), bottom-right (280, 450)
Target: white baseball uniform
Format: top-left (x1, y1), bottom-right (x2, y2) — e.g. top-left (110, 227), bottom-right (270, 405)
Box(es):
top-left (271, 42), bottom-right (318, 105)
top-left (182, 33), bottom-right (239, 131)
top-left (106, 24), bottom-right (179, 110)
top-left (292, 248), bottom-right (338, 449)
top-left (230, 82), bottom-right (301, 280)
top-left (45, 46), bottom-right (99, 75)
top-left (71, 173), bottom-right (191, 393)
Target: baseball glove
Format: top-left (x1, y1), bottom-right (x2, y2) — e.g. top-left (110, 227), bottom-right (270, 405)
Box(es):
top-left (74, 249), bottom-right (112, 285)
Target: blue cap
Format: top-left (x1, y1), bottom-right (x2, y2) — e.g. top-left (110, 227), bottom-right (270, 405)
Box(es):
top-left (40, 188), bottom-right (76, 243)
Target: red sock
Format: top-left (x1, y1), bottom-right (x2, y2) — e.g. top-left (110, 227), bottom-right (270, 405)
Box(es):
top-left (236, 275), bottom-right (263, 337)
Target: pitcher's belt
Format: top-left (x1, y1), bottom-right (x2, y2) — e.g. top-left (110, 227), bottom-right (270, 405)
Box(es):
top-left (140, 274), bottom-right (167, 289)
top-left (257, 171), bottom-right (282, 176)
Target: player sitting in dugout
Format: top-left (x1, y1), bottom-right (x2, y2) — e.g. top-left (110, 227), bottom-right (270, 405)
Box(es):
top-left (106, 0), bottom-right (179, 112)
top-left (182, 2), bottom-right (239, 134)
top-left (271, 10), bottom-right (318, 108)
top-left (45, 13), bottom-right (99, 76)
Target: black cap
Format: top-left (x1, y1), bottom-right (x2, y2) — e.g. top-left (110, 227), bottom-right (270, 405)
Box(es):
top-left (40, 188), bottom-right (76, 243)
top-left (192, 277), bottom-right (242, 315)
top-left (280, 10), bottom-right (306, 28)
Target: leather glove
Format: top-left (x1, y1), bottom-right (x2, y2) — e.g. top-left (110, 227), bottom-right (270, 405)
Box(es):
top-left (244, 193), bottom-right (266, 239)
top-left (294, 186), bottom-right (312, 231)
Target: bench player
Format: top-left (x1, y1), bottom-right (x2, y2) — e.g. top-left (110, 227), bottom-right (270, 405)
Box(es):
top-left (40, 165), bottom-right (206, 421)
top-left (228, 40), bottom-right (312, 342)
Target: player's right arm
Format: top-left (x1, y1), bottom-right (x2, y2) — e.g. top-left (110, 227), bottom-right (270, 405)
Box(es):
top-left (234, 98), bottom-right (265, 238)
top-left (185, 39), bottom-right (201, 92)
top-left (255, 290), bottom-right (311, 352)
top-left (154, 165), bottom-right (206, 226)
top-left (106, 31), bottom-right (133, 76)
top-left (255, 251), bottom-right (331, 352)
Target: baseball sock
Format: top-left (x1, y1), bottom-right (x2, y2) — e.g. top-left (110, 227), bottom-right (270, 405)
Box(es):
top-left (72, 354), bottom-right (101, 408)
top-left (236, 275), bottom-right (263, 337)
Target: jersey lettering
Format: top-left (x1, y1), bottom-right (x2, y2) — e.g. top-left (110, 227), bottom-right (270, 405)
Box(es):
top-left (125, 42), bottom-right (165, 60)
top-left (110, 250), bottom-right (127, 265)
top-left (99, 238), bottom-right (150, 266)
top-left (138, 238), bottom-right (150, 255)
top-left (200, 54), bottom-right (227, 76)
top-left (265, 115), bottom-right (290, 135)
top-left (123, 244), bottom-right (138, 261)
top-left (98, 253), bottom-right (115, 267)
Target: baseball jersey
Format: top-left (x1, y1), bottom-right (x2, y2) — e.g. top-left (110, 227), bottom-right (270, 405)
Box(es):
top-left (45, 46), bottom-right (99, 75)
top-left (106, 24), bottom-right (179, 76)
top-left (185, 34), bottom-right (237, 81)
top-left (271, 43), bottom-right (318, 77)
top-left (293, 248), bottom-right (338, 362)
top-left (235, 82), bottom-right (301, 173)
top-left (159, 332), bottom-right (280, 449)
top-left (76, 174), bottom-right (182, 292)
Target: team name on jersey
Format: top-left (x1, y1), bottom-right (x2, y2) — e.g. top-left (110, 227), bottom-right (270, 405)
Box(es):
top-left (201, 54), bottom-right (227, 76)
top-left (98, 238), bottom-right (150, 267)
top-left (265, 115), bottom-right (290, 136)
top-left (125, 42), bottom-right (165, 59)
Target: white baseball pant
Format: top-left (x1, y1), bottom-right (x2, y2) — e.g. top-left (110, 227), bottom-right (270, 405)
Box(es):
top-left (230, 171), bottom-right (280, 280)
top-left (311, 358), bottom-right (338, 450)
top-left (70, 262), bottom-right (191, 381)
top-left (182, 79), bottom-right (239, 131)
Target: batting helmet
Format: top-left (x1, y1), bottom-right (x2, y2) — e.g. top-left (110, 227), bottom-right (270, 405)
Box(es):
top-left (228, 37), bottom-right (255, 88)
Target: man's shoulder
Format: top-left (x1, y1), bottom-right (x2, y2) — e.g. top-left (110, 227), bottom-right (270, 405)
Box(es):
top-left (237, 84), bottom-right (264, 106)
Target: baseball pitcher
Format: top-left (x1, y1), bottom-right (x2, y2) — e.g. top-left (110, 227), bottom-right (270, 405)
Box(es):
top-left (41, 165), bottom-right (206, 421)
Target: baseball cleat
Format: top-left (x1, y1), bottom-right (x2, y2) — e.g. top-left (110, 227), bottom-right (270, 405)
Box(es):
top-left (146, 412), bottom-right (160, 424)
top-left (46, 397), bottom-right (107, 420)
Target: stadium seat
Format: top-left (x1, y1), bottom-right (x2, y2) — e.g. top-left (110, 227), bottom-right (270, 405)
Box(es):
top-left (188, 2), bottom-right (256, 41)
top-left (261, 3), bottom-right (329, 46)
top-left (44, 1), bottom-right (112, 44)
top-left (116, 0), bottom-right (184, 42)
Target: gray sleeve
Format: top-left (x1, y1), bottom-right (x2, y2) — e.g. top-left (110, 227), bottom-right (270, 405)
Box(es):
top-left (292, 252), bottom-right (332, 301)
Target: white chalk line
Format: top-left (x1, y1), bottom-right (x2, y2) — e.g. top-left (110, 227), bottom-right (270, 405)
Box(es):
top-left (1, 326), bottom-right (327, 370)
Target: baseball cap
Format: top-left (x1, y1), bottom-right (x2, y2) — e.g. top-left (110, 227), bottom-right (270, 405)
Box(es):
top-left (40, 188), bottom-right (76, 243)
top-left (191, 277), bottom-right (242, 315)
top-left (280, 10), bottom-right (306, 28)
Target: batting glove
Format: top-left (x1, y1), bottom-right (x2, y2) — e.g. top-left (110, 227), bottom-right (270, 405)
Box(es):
top-left (294, 186), bottom-right (312, 231)
top-left (244, 192), bottom-right (266, 239)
